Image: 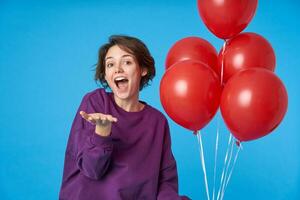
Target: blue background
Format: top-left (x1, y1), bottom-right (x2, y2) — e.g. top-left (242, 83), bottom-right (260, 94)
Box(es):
top-left (1, 0), bottom-right (299, 199)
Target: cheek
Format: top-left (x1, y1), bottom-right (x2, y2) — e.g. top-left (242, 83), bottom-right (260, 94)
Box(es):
top-left (104, 70), bottom-right (111, 81)
top-left (132, 73), bottom-right (143, 85)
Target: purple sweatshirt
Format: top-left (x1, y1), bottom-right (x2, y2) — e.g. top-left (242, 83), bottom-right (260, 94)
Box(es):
top-left (59, 88), bottom-right (189, 200)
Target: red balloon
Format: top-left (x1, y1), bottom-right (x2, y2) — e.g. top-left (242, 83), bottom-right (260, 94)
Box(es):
top-left (218, 32), bottom-right (276, 83)
top-left (160, 60), bottom-right (222, 131)
top-left (165, 37), bottom-right (218, 74)
top-left (220, 68), bottom-right (288, 142)
top-left (197, 0), bottom-right (258, 39)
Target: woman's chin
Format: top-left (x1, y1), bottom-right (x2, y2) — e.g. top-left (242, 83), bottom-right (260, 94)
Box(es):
top-left (113, 87), bottom-right (130, 99)
top-left (111, 83), bottom-right (140, 100)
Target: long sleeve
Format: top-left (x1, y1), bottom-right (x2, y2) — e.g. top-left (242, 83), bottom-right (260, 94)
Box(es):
top-left (76, 131), bottom-right (114, 180)
top-left (61, 93), bottom-right (114, 182)
top-left (60, 88), bottom-right (191, 200)
top-left (157, 120), bottom-right (182, 200)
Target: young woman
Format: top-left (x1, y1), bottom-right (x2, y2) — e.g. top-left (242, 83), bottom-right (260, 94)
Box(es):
top-left (59, 35), bottom-right (190, 200)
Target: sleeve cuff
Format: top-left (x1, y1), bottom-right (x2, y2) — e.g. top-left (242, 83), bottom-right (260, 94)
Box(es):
top-left (91, 132), bottom-right (113, 146)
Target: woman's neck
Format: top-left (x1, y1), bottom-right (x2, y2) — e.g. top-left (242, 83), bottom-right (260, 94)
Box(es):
top-left (113, 94), bottom-right (144, 112)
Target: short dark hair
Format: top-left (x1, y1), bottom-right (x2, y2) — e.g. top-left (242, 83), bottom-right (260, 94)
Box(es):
top-left (94, 35), bottom-right (155, 91)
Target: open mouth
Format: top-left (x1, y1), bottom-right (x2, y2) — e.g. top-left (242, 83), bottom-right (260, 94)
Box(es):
top-left (114, 77), bottom-right (129, 89)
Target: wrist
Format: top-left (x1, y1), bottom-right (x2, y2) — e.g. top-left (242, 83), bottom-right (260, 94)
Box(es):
top-left (95, 125), bottom-right (111, 137)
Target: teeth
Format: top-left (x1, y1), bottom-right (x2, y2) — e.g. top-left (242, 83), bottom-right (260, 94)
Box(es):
top-left (114, 76), bottom-right (128, 89)
top-left (114, 76), bottom-right (127, 81)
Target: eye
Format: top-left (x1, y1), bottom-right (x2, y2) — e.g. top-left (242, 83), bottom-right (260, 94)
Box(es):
top-left (106, 63), bottom-right (114, 68)
top-left (124, 60), bottom-right (132, 65)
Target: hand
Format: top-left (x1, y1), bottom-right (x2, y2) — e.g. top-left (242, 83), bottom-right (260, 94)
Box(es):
top-left (79, 111), bottom-right (118, 137)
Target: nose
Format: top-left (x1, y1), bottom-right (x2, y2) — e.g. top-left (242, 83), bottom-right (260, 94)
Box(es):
top-left (114, 62), bottom-right (124, 74)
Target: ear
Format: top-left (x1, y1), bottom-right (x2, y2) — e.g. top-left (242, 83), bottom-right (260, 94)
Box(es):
top-left (141, 67), bottom-right (148, 77)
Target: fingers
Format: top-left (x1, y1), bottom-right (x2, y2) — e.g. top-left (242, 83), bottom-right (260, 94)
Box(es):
top-left (79, 111), bottom-right (118, 125)
top-left (80, 111), bottom-right (96, 124)
top-left (96, 114), bottom-right (118, 124)
top-left (106, 115), bottom-right (118, 122)
top-left (79, 111), bottom-right (90, 121)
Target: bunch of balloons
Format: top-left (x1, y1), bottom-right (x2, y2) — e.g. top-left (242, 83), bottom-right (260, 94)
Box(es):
top-left (160, 0), bottom-right (288, 142)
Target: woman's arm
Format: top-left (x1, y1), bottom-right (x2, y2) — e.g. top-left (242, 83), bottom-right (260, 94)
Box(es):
top-left (61, 93), bottom-right (114, 182)
top-left (157, 119), bottom-right (192, 200)
top-left (157, 119), bottom-right (181, 200)
top-left (75, 130), bottom-right (114, 180)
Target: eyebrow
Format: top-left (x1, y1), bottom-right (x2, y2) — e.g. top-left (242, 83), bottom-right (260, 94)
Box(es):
top-left (105, 54), bottom-right (133, 61)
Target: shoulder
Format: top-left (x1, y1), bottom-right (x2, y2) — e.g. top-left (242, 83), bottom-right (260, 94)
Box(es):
top-left (146, 104), bottom-right (169, 125)
top-left (145, 106), bottom-right (171, 141)
top-left (81, 88), bottom-right (109, 104)
top-left (79, 88), bottom-right (110, 112)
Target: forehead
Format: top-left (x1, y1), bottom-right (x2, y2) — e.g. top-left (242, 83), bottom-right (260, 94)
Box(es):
top-left (105, 45), bottom-right (135, 60)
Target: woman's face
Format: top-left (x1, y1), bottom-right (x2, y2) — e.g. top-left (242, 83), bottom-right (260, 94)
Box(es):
top-left (104, 45), bottom-right (147, 100)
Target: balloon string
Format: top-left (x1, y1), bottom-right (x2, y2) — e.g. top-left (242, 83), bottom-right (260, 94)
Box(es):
top-left (220, 39), bottom-right (227, 85)
top-left (196, 131), bottom-right (211, 200)
top-left (216, 133), bottom-right (232, 200)
top-left (212, 113), bottom-right (220, 200)
top-left (219, 134), bottom-right (235, 200)
top-left (221, 143), bottom-right (242, 200)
